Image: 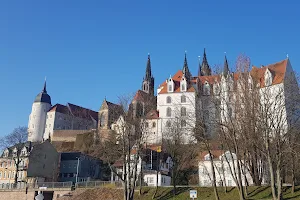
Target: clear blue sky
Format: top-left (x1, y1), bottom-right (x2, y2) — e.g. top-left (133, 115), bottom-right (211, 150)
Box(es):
top-left (0, 0), bottom-right (299, 136)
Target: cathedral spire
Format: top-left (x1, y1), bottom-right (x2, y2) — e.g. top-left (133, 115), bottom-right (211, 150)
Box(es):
top-left (201, 48), bottom-right (211, 76)
top-left (145, 53), bottom-right (152, 80)
top-left (182, 51), bottom-right (191, 80)
top-left (223, 55), bottom-right (230, 77)
top-left (142, 54), bottom-right (155, 96)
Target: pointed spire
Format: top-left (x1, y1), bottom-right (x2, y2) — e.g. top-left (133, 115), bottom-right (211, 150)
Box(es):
top-left (201, 48), bottom-right (211, 76)
top-left (144, 53), bottom-right (152, 80)
top-left (223, 55), bottom-right (230, 77)
top-left (182, 51), bottom-right (191, 80)
top-left (42, 77), bottom-right (47, 93)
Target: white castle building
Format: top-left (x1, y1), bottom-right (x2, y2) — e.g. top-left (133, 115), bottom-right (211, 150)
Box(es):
top-left (27, 81), bottom-right (98, 142)
top-left (137, 49), bottom-right (299, 144)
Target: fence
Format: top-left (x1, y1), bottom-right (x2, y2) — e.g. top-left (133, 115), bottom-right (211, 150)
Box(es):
top-left (75, 181), bottom-right (122, 189)
top-left (0, 181), bottom-right (73, 190)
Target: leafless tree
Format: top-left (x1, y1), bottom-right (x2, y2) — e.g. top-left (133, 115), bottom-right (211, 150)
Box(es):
top-left (0, 126), bottom-right (28, 184)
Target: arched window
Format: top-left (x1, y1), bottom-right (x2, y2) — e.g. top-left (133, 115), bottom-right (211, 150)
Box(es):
top-left (166, 120), bottom-right (171, 127)
top-left (100, 113), bottom-right (106, 127)
top-left (181, 120), bottom-right (186, 127)
top-left (181, 107), bottom-right (186, 116)
top-left (166, 107), bottom-right (172, 117)
top-left (166, 96), bottom-right (172, 104)
top-left (181, 95), bottom-right (186, 103)
top-left (204, 82), bottom-right (210, 95)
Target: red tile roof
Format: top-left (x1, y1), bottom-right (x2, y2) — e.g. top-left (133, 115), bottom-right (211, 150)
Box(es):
top-left (158, 70), bottom-right (196, 94)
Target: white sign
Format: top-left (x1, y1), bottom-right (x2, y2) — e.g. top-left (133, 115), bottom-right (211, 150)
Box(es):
top-left (39, 187), bottom-right (47, 190)
top-left (190, 190), bottom-right (197, 199)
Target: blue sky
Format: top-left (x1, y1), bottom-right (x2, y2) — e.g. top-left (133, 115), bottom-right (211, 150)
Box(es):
top-left (0, 0), bottom-right (299, 136)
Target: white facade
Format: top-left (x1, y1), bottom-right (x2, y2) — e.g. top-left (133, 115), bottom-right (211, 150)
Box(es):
top-left (198, 152), bottom-right (255, 187)
top-left (144, 173), bottom-right (171, 186)
top-left (28, 102), bottom-right (51, 142)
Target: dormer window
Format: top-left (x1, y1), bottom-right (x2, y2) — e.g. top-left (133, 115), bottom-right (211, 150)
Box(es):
top-left (203, 82), bottom-right (210, 95)
top-left (265, 69), bottom-right (273, 87)
top-left (181, 84), bottom-right (186, 91)
top-left (167, 77), bottom-right (174, 93)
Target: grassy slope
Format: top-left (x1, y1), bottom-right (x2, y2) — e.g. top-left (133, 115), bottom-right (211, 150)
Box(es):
top-left (61, 186), bottom-right (300, 200)
top-left (135, 186), bottom-right (300, 200)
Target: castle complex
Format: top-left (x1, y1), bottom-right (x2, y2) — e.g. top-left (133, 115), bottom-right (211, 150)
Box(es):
top-left (27, 49), bottom-right (298, 145)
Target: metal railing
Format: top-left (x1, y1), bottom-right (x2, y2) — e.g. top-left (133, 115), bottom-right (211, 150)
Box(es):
top-left (0, 181), bottom-right (73, 190)
top-left (75, 181), bottom-right (122, 189)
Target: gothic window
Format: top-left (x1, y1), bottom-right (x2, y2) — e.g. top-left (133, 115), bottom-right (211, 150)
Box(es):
top-left (181, 107), bottom-right (187, 116)
top-left (166, 96), bottom-right (172, 104)
top-left (181, 95), bottom-right (186, 103)
top-left (181, 120), bottom-right (186, 127)
top-left (166, 107), bottom-right (172, 117)
top-left (100, 114), bottom-right (106, 127)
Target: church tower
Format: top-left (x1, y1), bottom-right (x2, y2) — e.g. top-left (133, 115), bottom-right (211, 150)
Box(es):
top-left (28, 80), bottom-right (52, 142)
top-left (199, 48), bottom-right (212, 76)
top-left (142, 54), bottom-right (155, 96)
top-left (182, 52), bottom-right (192, 82)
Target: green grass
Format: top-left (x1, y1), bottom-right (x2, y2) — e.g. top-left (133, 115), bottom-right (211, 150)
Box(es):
top-left (133, 186), bottom-right (300, 200)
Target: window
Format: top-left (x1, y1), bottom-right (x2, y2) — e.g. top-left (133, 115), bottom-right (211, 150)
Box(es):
top-left (181, 107), bottom-right (186, 116)
top-left (145, 122), bottom-right (149, 128)
top-left (152, 122), bottom-right (156, 128)
top-left (168, 85), bottom-right (172, 92)
top-left (32, 124), bottom-right (34, 128)
top-left (3, 172), bottom-right (6, 178)
top-left (166, 120), bottom-right (171, 127)
top-left (203, 82), bottom-right (210, 95)
top-left (147, 177), bottom-right (154, 183)
top-left (181, 84), bottom-right (185, 91)
top-left (0, 172), bottom-right (2, 178)
top-left (100, 114), bottom-right (106, 127)
top-left (166, 107), bottom-right (172, 117)
top-left (8, 172), bottom-right (11, 179)
top-left (166, 96), bottom-right (171, 104)
top-left (228, 180), bottom-right (232, 186)
top-left (181, 120), bottom-right (186, 127)
top-left (181, 95), bottom-right (186, 103)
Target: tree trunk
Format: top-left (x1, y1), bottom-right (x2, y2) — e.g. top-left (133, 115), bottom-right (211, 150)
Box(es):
top-left (267, 144), bottom-right (277, 200)
top-left (291, 157), bottom-right (295, 194)
top-left (276, 165), bottom-right (282, 200)
top-left (208, 150), bottom-right (220, 200)
top-left (152, 152), bottom-right (160, 199)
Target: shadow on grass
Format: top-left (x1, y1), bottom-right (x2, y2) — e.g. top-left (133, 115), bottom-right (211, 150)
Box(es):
top-left (157, 187), bottom-right (191, 200)
top-left (247, 186), bottom-right (269, 198)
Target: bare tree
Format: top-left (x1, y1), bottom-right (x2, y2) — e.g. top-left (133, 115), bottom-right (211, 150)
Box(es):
top-left (0, 126), bottom-right (28, 184)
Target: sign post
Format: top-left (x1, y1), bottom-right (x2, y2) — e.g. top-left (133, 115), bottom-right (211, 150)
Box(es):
top-left (190, 189), bottom-right (197, 200)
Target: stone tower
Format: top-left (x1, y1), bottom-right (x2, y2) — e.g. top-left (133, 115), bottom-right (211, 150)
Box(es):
top-left (142, 54), bottom-right (155, 96)
top-left (28, 80), bottom-right (52, 142)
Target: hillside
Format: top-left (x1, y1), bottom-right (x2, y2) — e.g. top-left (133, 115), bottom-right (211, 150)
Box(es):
top-left (58, 186), bottom-right (300, 200)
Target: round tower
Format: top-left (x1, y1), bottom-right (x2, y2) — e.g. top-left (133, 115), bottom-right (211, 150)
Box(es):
top-left (27, 80), bottom-right (52, 142)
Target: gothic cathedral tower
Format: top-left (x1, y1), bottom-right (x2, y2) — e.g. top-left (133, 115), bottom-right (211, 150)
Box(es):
top-left (28, 80), bottom-right (52, 142)
top-left (142, 54), bottom-right (155, 96)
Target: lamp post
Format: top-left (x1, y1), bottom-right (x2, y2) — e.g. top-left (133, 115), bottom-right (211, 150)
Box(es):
top-left (75, 157), bottom-right (80, 185)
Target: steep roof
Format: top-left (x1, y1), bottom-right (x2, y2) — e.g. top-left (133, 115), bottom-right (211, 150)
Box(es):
top-left (251, 59), bottom-right (288, 87)
top-left (34, 81), bottom-right (51, 104)
top-left (158, 70), bottom-right (196, 94)
top-left (48, 103), bottom-right (98, 121)
top-left (133, 90), bottom-right (150, 102)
